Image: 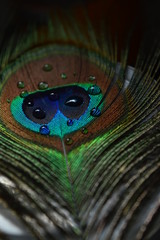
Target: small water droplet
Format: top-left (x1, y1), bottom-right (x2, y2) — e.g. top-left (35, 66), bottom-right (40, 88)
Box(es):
top-left (48, 92), bottom-right (59, 101)
top-left (40, 125), bottom-right (50, 135)
top-left (17, 81), bottom-right (25, 89)
top-left (20, 91), bottom-right (28, 98)
top-left (90, 107), bottom-right (101, 117)
top-left (89, 75), bottom-right (96, 81)
top-left (82, 127), bottom-right (88, 134)
top-left (67, 119), bottom-right (73, 126)
top-left (27, 99), bottom-right (34, 107)
top-left (38, 82), bottom-right (48, 90)
top-left (42, 64), bottom-right (53, 72)
top-left (61, 73), bottom-right (67, 79)
top-left (65, 137), bottom-right (73, 145)
top-left (65, 96), bottom-right (83, 107)
top-left (88, 85), bottom-right (101, 95)
top-left (33, 108), bottom-right (46, 119)
top-left (7, 98), bottom-right (11, 103)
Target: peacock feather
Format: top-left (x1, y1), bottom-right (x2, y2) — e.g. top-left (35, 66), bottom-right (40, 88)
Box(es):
top-left (0, 1), bottom-right (160, 239)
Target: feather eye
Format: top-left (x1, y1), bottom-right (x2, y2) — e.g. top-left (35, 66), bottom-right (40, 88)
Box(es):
top-left (0, 5), bottom-right (160, 240)
top-left (0, 42), bottom-right (126, 150)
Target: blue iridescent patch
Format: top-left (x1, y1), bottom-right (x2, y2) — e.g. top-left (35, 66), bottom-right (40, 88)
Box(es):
top-left (11, 84), bottom-right (103, 137)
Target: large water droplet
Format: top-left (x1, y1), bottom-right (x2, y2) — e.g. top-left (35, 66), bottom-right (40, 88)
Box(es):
top-left (39, 125), bottom-right (50, 135)
top-left (65, 96), bottom-right (83, 107)
top-left (33, 108), bottom-right (46, 119)
top-left (38, 82), bottom-right (48, 90)
top-left (88, 85), bottom-right (101, 95)
top-left (42, 64), bottom-right (53, 72)
top-left (65, 138), bottom-right (73, 145)
top-left (67, 119), bottom-right (73, 126)
top-left (17, 81), bottom-right (25, 89)
top-left (90, 107), bottom-right (101, 117)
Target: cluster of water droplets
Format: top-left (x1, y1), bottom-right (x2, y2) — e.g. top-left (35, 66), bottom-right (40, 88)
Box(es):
top-left (14, 63), bottom-right (102, 144)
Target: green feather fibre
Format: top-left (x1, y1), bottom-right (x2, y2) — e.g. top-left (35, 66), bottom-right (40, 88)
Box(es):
top-left (0, 13), bottom-right (160, 240)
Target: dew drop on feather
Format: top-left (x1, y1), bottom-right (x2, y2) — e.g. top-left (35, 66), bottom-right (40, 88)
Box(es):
top-left (39, 125), bottom-right (50, 135)
top-left (42, 64), bottom-right (53, 71)
top-left (61, 73), bottom-right (67, 79)
top-left (33, 108), bottom-right (46, 119)
top-left (17, 81), bottom-right (25, 89)
top-left (65, 137), bottom-right (73, 145)
top-left (38, 82), bottom-right (48, 90)
top-left (88, 85), bottom-right (101, 95)
top-left (88, 75), bottom-right (96, 81)
top-left (26, 99), bottom-right (34, 107)
top-left (82, 127), bottom-right (88, 134)
top-left (90, 107), bottom-right (101, 117)
top-left (20, 90), bottom-right (28, 98)
top-left (48, 92), bottom-right (59, 101)
top-left (67, 119), bottom-right (74, 126)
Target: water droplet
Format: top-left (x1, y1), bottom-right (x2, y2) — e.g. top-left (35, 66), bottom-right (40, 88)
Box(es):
top-left (67, 119), bottom-right (73, 126)
top-left (82, 127), bottom-right (88, 134)
top-left (88, 85), bottom-right (101, 95)
top-left (42, 64), bottom-right (53, 72)
top-left (27, 99), bottom-right (34, 107)
top-left (20, 91), bottom-right (28, 98)
top-left (7, 98), bottom-right (11, 103)
top-left (90, 107), bottom-right (101, 117)
top-left (48, 92), bottom-right (59, 101)
top-left (17, 81), bottom-right (25, 89)
top-left (89, 75), bottom-right (96, 81)
top-left (61, 73), bottom-right (67, 79)
top-left (65, 96), bottom-right (83, 107)
top-left (33, 108), bottom-right (46, 119)
top-left (39, 125), bottom-right (50, 135)
top-left (65, 137), bottom-right (73, 145)
top-left (38, 82), bottom-right (48, 90)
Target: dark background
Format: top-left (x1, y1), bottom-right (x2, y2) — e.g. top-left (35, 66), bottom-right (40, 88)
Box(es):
top-left (0, 0), bottom-right (159, 65)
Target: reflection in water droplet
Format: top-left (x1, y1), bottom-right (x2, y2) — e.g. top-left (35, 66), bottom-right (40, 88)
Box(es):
top-left (82, 127), bottom-right (88, 134)
top-left (90, 107), bottom-right (101, 117)
top-left (65, 138), bottom-right (73, 145)
top-left (61, 73), bottom-right (67, 79)
top-left (89, 75), bottom-right (96, 81)
top-left (42, 64), bottom-right (53, 71)
top-left (67, 119), bottom-right (73, 126)
top-left (48, 92), bottom-right (59, 101)
top-left (33, 108), bottom-right (46, 119)
top-left (38, 82), bottom-right (48, 90)
top-left (88, 85), bottom-right (101, 95)
top-left (65, 96), bottom-right (83, 107)
top-left (20, 91), bottom-right (28, 98)
top-left (7, 98), bottom-right (11, 103)
top-left (39, 125), bottom-right (50, 135)
top-left (17, 81), bottom-right (25, 89)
